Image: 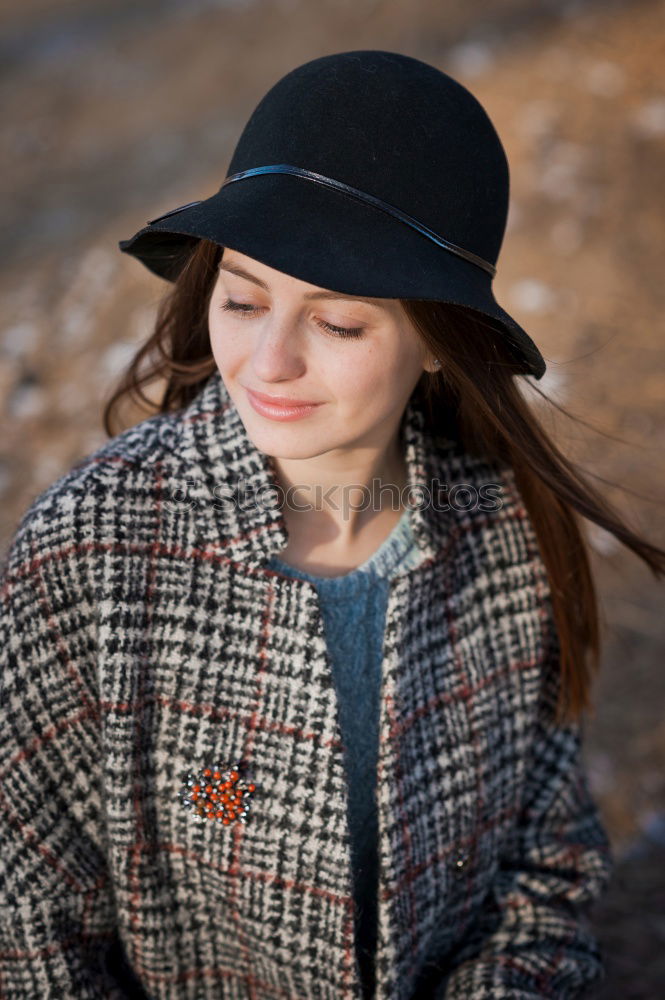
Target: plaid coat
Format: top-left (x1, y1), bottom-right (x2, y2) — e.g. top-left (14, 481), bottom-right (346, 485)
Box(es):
top-left (0, 369), bottom-right (614, 999)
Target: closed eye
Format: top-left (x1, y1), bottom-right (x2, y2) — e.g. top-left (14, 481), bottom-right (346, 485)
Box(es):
top-left (219, 298), bottom-right (365, 340)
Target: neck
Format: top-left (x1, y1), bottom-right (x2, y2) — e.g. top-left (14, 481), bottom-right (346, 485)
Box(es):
top-left (269, 426), bottom-right (407, 549)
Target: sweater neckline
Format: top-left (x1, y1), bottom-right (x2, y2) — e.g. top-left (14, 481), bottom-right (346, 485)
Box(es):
top-left (266, 505), bottom-right (417, 591)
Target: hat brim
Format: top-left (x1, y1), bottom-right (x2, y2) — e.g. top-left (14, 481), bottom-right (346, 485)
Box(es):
top-left (118, 173), bottom-right (546, 380)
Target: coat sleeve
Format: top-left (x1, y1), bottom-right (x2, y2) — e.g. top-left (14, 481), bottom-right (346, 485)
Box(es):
top-left (438, 650), bottom-right (615, 999)
top-left (0, 514), bottom-right (143, 998)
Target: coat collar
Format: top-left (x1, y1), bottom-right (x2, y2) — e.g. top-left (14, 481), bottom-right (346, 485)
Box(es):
top-left (174, 368), bottom-right (487, 572)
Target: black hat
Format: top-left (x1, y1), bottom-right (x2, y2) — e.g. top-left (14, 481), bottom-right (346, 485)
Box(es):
top-left (118, 50), bottom-right (546, 380)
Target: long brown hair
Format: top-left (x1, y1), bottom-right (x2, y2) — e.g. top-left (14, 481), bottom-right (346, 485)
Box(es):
top-left (104, 239), bottom-right (665, 726)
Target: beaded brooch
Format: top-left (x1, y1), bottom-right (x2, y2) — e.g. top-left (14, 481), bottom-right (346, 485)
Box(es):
top-left (180, 761), bottom-right (257, 825)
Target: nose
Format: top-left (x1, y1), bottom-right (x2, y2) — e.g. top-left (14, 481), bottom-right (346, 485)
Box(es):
top-left (250, 312), bottom-right (306, 382)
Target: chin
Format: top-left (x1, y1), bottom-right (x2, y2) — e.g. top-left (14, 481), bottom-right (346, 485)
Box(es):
top-left (235, 407), bottom-right (328, 458)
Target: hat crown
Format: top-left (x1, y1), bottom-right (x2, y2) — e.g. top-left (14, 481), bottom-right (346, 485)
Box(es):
top-left (225, 50), bottom-right (510, 268)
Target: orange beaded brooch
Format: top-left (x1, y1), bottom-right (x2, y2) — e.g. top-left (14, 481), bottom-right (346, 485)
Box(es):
top-left (180, 761), bottom-right (257, 825)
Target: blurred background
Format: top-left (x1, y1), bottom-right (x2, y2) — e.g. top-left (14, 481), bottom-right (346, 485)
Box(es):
top-left (1, 0), bottom-right (664, 994)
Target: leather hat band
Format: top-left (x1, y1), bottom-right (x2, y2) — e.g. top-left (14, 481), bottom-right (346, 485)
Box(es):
top-left (220, 164), bottom-right (497, 279)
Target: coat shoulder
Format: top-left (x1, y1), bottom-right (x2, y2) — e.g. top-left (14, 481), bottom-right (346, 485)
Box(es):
top-left (1, 409), bottom-right (181, 579)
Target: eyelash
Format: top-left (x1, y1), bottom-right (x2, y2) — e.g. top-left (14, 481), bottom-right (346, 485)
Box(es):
top-left (219, 298), bottom-right (364, 339)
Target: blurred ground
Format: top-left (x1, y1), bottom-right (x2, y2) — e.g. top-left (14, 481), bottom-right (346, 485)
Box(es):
top-left (1, 0), bottom-right (664, 995)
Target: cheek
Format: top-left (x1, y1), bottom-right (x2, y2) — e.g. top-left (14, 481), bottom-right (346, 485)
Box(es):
top-left (356, 343), bottom-right (417, 387)
top-left (326, 351), bottom-right (380, 397)
top-left (331, 337), bottom-right (415, 392)
top-left (208, 311), bottom-right (248, 370)
top-left (335, 366), bottom-right (403, 423)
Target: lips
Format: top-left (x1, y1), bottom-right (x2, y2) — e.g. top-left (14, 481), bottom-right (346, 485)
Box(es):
top-left (244, 387), bottom-right (321, 407)
top-left (243, 385), bottom-right (323, 422)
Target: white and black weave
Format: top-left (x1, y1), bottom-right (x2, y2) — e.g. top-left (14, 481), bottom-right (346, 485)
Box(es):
top-left (0, 369), bottom-right (614, 999)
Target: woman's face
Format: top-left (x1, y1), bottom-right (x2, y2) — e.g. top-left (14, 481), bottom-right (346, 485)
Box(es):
top-left (207, 247), bottom-right (433, 461)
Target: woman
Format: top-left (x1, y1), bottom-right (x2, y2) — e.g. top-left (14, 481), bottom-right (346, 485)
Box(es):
top-left (2, 50), bottom-right (663, 1000)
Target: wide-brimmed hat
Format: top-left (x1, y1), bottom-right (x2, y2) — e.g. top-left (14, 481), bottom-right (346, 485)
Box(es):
top-left (118, 49), bottom-right (546, 380)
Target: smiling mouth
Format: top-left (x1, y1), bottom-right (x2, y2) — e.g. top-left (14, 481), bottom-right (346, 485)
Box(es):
top-left (244, 387), bottom-right (323, 407)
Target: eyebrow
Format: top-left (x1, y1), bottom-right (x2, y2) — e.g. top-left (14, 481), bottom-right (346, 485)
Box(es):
top-left (219, 260), bottom-right (386, 308)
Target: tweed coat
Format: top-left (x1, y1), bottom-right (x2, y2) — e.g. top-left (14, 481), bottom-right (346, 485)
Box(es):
top-left (0, 368), bottom-right (614, 1000)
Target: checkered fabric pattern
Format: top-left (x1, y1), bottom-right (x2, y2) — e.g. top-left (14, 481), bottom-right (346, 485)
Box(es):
top-left (0, 369), bottom-right (614, 999)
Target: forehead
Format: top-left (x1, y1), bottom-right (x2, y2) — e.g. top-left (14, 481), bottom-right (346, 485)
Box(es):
top-left (219, 250), bottom-right (395, 311)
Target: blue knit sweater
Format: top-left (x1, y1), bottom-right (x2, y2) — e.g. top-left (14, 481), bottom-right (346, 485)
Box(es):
top-left (266, 507), bottom-right (421, 999)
